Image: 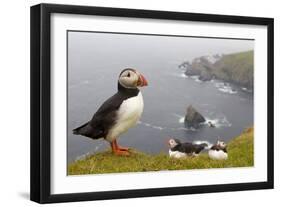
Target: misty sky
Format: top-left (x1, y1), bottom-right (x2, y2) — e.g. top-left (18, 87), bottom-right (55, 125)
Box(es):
top-left (68, 31), bottom-right (254, 68)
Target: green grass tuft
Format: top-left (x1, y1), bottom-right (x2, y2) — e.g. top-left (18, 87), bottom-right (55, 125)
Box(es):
top-left (68, 127), bottom-right (254, 175)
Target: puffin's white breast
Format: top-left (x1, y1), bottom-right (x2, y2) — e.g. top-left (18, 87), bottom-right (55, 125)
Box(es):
top-left (208, 149), bottom-right (228, 160)
top-left (169, 150), bottom-right (188, 159)
top-left (106, 92), bottom-right (144, 141)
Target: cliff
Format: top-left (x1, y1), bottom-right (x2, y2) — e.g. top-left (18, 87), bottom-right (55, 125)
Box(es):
top-left (181, 51), bottom-right (254, 89)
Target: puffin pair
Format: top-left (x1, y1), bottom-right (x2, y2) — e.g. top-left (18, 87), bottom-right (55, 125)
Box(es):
top-left (73, 68), bottom-right (148, 156)
top-left (168, 138), bottom-right (208, 159)
top-left (168, 138), bottom-right (228, 160)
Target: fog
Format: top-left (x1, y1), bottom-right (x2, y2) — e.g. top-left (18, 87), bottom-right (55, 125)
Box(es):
top-left (68, 32), bottom-right (254, 81)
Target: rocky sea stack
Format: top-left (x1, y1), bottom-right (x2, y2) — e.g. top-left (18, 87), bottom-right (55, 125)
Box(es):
top-left (184, 105), bottom-right (206, 128)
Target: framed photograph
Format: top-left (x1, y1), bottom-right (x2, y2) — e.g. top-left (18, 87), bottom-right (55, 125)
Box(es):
top-left (30, 3), bottom-right (274, 203)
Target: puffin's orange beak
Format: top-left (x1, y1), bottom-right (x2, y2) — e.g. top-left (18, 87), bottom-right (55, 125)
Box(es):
top-left (137, 74), bottom-right (148, 87)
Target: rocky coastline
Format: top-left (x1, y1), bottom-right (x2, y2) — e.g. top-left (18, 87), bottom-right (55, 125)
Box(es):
top-left (179, 50), bottom-right (254, 91)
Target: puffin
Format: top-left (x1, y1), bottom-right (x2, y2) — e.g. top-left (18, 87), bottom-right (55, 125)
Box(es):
top-left (167, 138), bottom-right (208, 159)
top-left (208, 140), bottom-right (228, 160)
top-left (73, 68), bottom-right (148, 156)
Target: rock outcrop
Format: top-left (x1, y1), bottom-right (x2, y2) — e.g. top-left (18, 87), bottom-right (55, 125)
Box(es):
top-left (183, 55), bottom-right (220, 79)
top-left (184, 105), bottom-right (206, 128)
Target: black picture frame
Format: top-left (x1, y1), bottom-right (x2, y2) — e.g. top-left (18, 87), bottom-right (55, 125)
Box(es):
top-left (30, 3), bottom-right (274, 204)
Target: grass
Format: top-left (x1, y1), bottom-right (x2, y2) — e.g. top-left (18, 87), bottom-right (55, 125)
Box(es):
top-left (68, 127), bottom-right (254, 175)
top-left (214, 50), bottom-right (254, 88)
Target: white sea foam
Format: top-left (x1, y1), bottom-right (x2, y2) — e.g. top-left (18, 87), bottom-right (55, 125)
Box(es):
top-left (172, 127), bottom-right (197, 132)
top-left (69, 80), bottom-right (90, 89)
top-left (179, 117), bottom-right (185, 123)
top-left (173, 72), bottom-right (204, 83)
top-left (241, 87), bottom-right (253, 93)
top-left (190, 75), bottom-right (202, 83)
top-left (152, 126), bottom-right (165, 130)
top-left (139, 112), bottom-right (231, 133)
top-left (169, 71), bottom-right (187, 78)
top-left (214, 82), bottom-right (237, 94)
top-left (138, 119), bottom-right (197, 132)
top-left (75, 143), bottom-right (105, 161)
top-left (176, 114), bottom-right (231, 129)
top-left (218, 87), bottom-right (237, 94)
top-left (175, 71), bottom-right (238, 95)
top-left (138, 121), bottom-right (165, 130)
top-left (180, 73), bottom-right (188, 78)
top-left (204, 116), bottom-right (232, 128)
top-left (75, 151), bottom-right (94, 162)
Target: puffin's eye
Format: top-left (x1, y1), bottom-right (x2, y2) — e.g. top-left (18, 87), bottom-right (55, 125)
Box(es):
top-left (127, 72), bottom-right (130, 77)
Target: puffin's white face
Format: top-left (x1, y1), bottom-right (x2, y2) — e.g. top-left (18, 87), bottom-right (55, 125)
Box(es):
top-left (119, 69), bottom-right (148, 89)
top-left (217, 140), bottom-right (226, 148)
top-left (168, 139), bottom-right (179, 148)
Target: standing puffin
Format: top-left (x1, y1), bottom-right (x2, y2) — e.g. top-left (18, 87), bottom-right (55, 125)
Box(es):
top-left (208, 140), bottom-right (228, 160)
top-left (168, 138), bottom-right (208, 158)
top-left (73, 68), bottom-right (148, 156)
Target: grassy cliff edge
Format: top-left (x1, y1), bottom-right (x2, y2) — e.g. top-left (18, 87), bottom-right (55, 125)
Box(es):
top-left (68, 127), bottom-right (253, 175)
top-left (214, 50), bottom-right (254, 89)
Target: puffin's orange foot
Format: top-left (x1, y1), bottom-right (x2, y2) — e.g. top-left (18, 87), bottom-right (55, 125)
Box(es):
top-left (110, 139), bottom-right (130, 155)
top-left (118, 146), bottom-right (130, 152)
top-left (113, 149), bottom-right (130, 156)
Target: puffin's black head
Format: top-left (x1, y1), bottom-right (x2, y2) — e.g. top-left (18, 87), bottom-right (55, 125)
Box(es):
top-left (216, 140), bottom-right (227, 149)
top-left (168, 138), bottom-right (181, 148)
top-left (118, 68), bottom-right (148, 89)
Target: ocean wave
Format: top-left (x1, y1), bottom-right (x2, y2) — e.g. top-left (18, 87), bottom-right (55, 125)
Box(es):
top-left (138, 120), bottom-right (197, 132)
top-left (168, 71), bottom-right (187, 78)
top-left (241, 87), bottom-right (253, 93)
top-left (172, 113), bottom-right (184, 122)
top-left (215, 82), bottom-right (237, 94)
top-left (171, 127), bottom-right (197, 132)
top-left (179, 117), bottom-right (185, 123)
top-left (69, 80), bottom-right (90, 89)
top-left (179, 73), bottom-right (188, 78)
top-left (218, 87), bottom-right (237, 94)
top-left (204, 116), bottom-right (232, 128)
top-left (190, 75), bottom-right (202, 83)
top-left (174, 72), bottom-right (239, 95)
top-left (172, 126), bottom-right (198, 132)
top-left (138, 121), bottom-right (165, 130)
top-left (172, 72), bottom-right (203, 82)
top-left (74, 142), bottom-right (104, 161)
top-left (75, 151), bottom-right (94, 162)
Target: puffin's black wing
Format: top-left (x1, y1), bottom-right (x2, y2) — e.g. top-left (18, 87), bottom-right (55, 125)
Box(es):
top-left (178, 142), bottom-right (206, 154)
top-left (210, 145), bottom-right (220, 151)
top-left (72, 92), bottom-right (126, 139)
top-left (178, 142), bottom-right (194, 153)
top-left (192, 143), bottom-right (207, 154)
